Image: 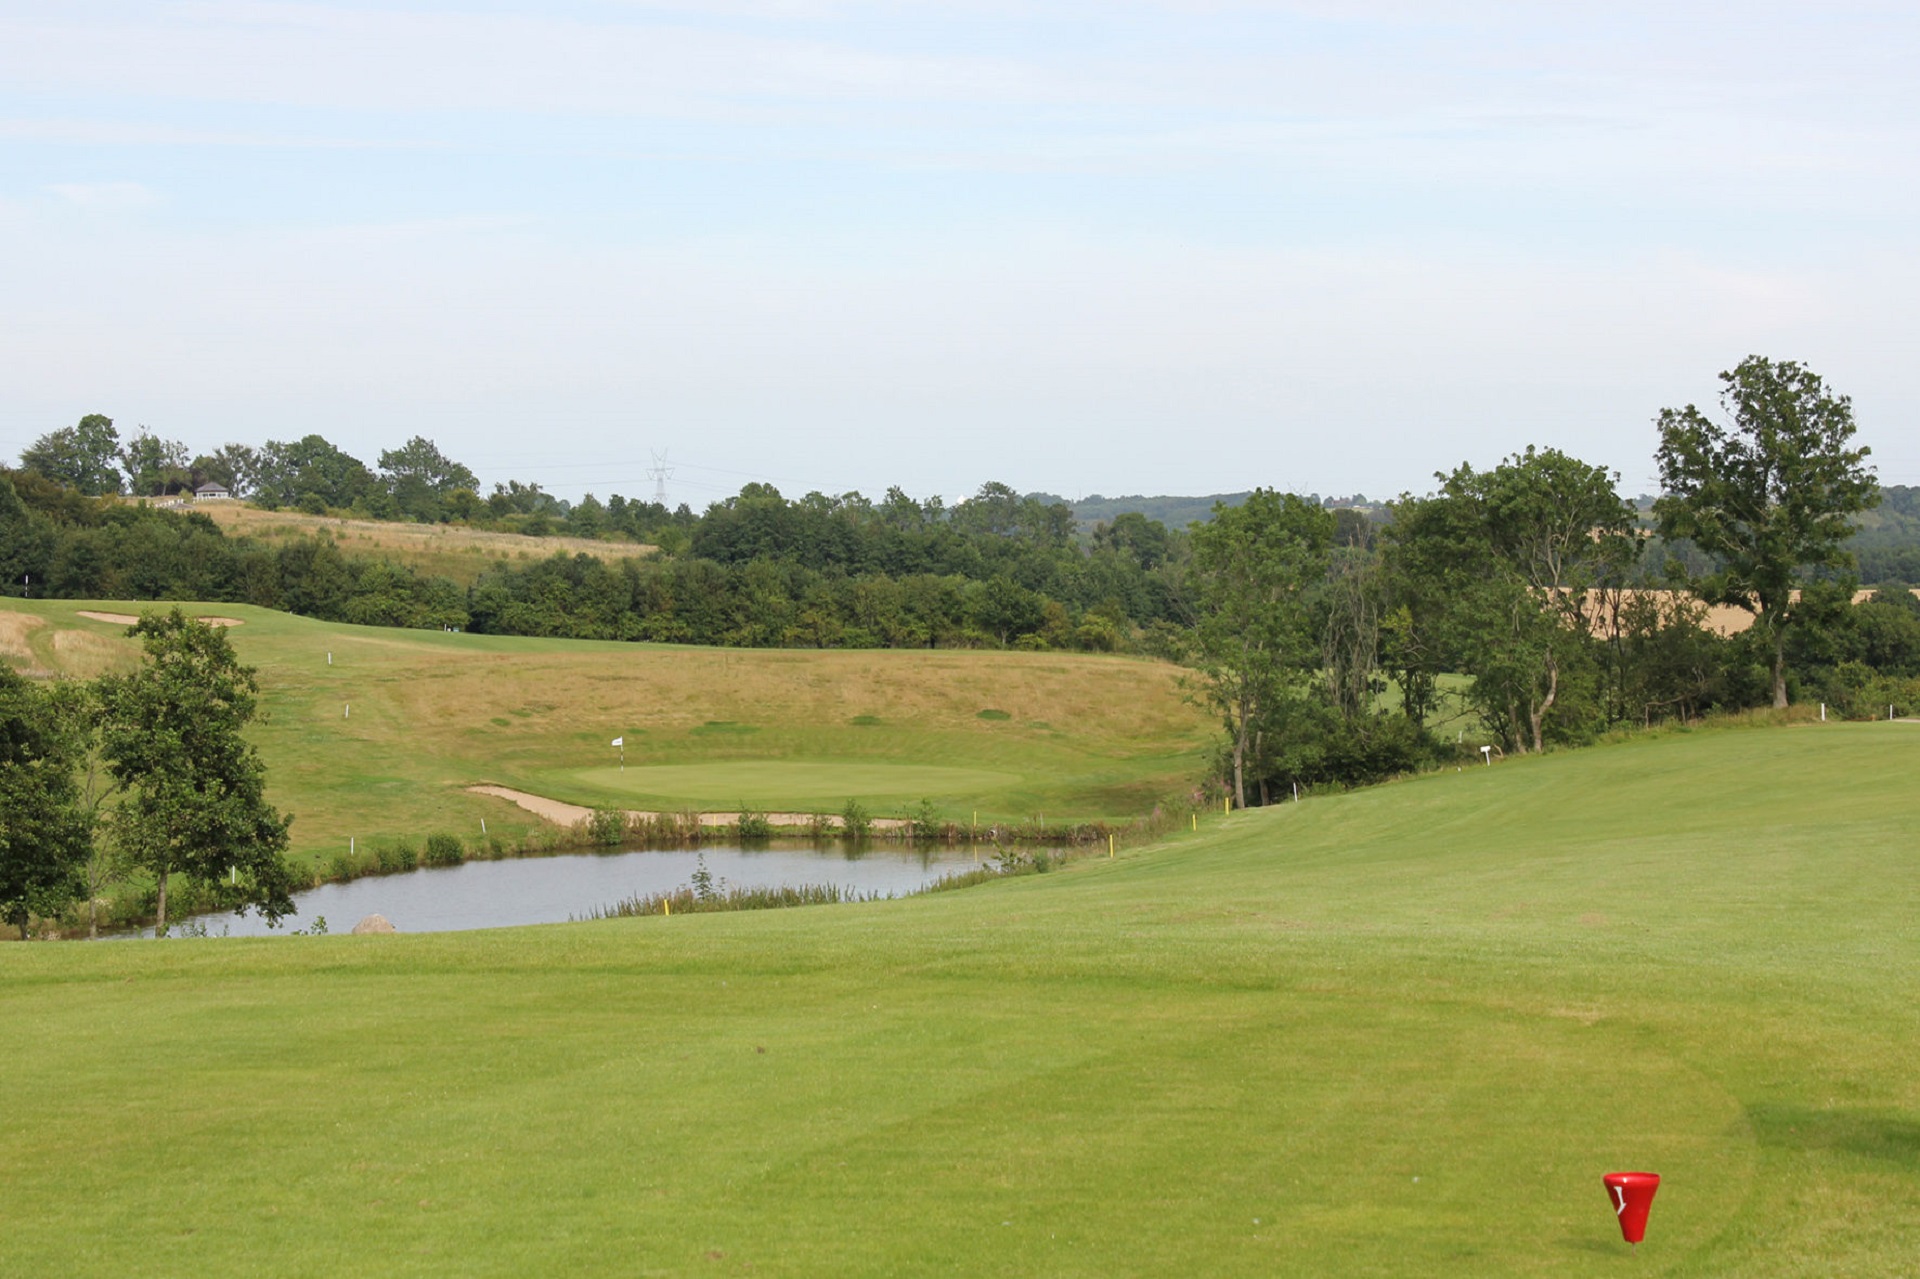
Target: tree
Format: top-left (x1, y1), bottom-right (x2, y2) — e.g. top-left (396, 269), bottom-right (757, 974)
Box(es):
top-left (194, 443), bottom-right (263, 498)
top-left (1187, 489), bottom-right (1333, 808)
top-left (0, 665), bottom-right (92, 938)
top-left (1386, 449), bottom-right (1636, 753)
top-left (0, 474), bottom-right (56, 597)
top-left (18, 413), bottom-right (123, 495)
top-left (254, 435), bottom-right (380, 512)
top-left (42, 679), bottom-right (123, 938)
top-left (97, 610), bottom-right (297, 933)
top-left (1655, 357), bottom-right (1879, 708)
top-left (379, 436), bottom-right (480, 521)
top-left (120, 430), bottom-right (192, 497)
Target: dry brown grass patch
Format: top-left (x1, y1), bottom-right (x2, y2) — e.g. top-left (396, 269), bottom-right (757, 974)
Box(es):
top-left (190, 503), bottom-right (655, 585)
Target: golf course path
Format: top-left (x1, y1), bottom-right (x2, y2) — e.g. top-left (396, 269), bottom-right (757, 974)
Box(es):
top-left (466, 784), bottom-right (910, 831)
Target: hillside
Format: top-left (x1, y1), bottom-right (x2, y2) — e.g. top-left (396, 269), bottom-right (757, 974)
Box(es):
top-left (0, 600), bottom-right (1216, 860)
top-left (2, 720), bottom-right (1915, 1273)
top-left (184, 501), bottom-right (656, 586)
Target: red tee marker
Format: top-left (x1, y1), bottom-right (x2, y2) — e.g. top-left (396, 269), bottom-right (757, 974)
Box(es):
top-left (1602, 1171), bottom-right (1660, 1246)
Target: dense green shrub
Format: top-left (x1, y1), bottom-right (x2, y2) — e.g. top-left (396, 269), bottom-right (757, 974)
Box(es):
top-left (586, 808), bottom-right (627, 847)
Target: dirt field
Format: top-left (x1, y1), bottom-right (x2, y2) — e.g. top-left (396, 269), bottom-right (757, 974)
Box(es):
top-left (1581, 587), bottom-right (1918, 637)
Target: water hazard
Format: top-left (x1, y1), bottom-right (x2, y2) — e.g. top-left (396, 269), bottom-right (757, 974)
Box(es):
top-left (147, 842), bottom-right (995, 937)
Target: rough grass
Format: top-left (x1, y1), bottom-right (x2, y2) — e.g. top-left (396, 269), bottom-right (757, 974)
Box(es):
top-left (188, 502), bottom-right (656, 586)
top-left (0, 600), bottom-right (1215, 863)
top-left (1, 721), bottom-right (1915, 1274)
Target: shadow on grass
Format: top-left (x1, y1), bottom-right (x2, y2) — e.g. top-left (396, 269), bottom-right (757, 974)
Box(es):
top-left (1747, 1103), bottom-right (1920, 1170)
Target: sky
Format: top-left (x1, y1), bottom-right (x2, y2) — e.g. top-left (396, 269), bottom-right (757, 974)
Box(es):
top-left (2, 1), bottom-right (1916, 508)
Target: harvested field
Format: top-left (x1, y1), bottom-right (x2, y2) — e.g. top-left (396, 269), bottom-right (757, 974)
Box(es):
top-left (184, 502), bottom-right (655, 585)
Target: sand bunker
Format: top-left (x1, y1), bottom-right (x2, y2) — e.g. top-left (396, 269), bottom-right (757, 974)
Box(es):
top-left (77, 611), bottom-right (244, 627)
top-left (466, 784), bottom-right (909, 831)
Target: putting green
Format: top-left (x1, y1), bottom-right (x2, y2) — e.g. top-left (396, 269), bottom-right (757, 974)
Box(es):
top-left (544, 760), bottom-right (1024, 811)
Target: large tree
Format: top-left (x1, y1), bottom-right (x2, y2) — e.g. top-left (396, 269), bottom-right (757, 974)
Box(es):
top-left (379, 436), bottom-right (480, 521)
top-left (1187, 489), bottom-right (1334, 808)
top-left (1655, 357), bottom-right (1878, 708)
top-left (18, 413), bottom-right (123, 496)
top-left (254, 435), bottom-right (380, 512)
top-left (0, 665), bottom-right (92, 938)
top-left (1387, 448), bottom-right (1637, 753)
top-left (120, 430), bottom-right (192, 497)
top-left (97, 610), bottom-right (297, 933)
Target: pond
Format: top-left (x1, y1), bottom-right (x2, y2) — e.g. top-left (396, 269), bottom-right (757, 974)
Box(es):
top-left (144, 842), bottom-right (999, 938)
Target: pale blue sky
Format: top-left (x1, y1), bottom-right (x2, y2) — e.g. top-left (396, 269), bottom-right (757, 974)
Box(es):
top-left (3, 2), bottom-right (1915, 505)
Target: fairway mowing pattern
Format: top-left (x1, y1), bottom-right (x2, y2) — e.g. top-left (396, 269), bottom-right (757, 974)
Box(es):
top-left (4, 721), bottom-right (1918, 1275)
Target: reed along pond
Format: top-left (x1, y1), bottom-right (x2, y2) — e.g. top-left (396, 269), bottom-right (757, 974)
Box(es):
top-left (150, 843), bottom-right (998, 937)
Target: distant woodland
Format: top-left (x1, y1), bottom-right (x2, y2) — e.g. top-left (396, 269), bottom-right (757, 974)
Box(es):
top-left (8, 370), bottom-right (1920, 794)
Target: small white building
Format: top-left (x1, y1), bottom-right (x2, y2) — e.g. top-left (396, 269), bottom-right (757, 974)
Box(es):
top-left (193, 482), bottom-right (232, 501)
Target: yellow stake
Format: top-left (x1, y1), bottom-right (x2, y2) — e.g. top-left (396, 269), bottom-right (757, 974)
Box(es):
top-left (1223, 796), bottom-right (1230, 815)
top-left (663, 899), bottom-right (670, 917)
top-left (1191, 813), bottom-right (1197, 831)
top-left (1108, 833), bottom-right (1114, 858)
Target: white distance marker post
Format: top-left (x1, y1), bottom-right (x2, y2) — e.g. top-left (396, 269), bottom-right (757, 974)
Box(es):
top-left (1480, 745), bottom-right (1493, 767)
top-left (612, 736), bottom-right (624, 770)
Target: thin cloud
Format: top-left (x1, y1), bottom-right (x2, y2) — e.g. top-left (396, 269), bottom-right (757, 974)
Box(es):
top-left (46, 181), bottom-right (162, 210)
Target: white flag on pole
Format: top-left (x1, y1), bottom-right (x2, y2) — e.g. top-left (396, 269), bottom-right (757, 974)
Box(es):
top-left (611, 737), bottom-right (624, 747)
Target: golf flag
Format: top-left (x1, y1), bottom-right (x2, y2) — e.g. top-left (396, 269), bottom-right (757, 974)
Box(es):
top-left (611, 737), bottom-right (623, 746)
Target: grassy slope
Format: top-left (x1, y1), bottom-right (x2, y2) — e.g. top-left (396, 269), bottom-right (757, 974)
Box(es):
top-left (3, 722), bottom-right (1916, 1275)
top-left (0, 600), bottom-right (1215, 859)
top-left (190, 502), bottom-right (655, 586)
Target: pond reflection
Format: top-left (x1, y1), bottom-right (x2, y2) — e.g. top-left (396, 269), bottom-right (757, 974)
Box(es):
top-left (147, 842), bottom-right (995, 937)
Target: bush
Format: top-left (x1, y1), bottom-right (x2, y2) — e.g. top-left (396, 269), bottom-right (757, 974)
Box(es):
top-left (424, 832), bottom-right (465, 867)
top-left (909, 799), bottom-right (942, 843)
top-left (736, 807), bottom-right (772, 841)
top-left (587, 807), bottom-right (627, 847)
top-left (373, 838), bottom-right (418, 874)
top-left (841, 798), bottom-right (872, 841)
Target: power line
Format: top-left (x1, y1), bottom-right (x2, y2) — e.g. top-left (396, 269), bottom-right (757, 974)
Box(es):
top-left (645, 450), bottom-right (673, 506)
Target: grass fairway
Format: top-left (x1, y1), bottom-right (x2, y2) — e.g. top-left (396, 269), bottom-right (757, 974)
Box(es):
top-left (557, 762), bottom-right (1023, 812)
top-left (0, 599), bottom-right (1214, 860)
top-left (4, 722), bottom-right (1917, 1274)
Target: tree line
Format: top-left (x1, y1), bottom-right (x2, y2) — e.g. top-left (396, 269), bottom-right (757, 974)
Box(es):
top-left (6, 355), bottom-right (1920, 813)
top-left (1182, 357), bottom-right (1917, 807)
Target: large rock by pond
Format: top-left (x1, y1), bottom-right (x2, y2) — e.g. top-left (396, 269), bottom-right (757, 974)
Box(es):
top-left (351, 914), bottom-right (397, 935)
